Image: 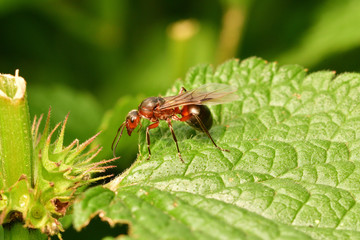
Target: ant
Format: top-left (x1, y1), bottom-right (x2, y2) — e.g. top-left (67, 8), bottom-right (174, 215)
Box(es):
top-left (112, 83), bottom-right (238, 162)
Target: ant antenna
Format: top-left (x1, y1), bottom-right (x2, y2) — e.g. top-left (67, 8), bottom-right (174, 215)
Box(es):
top-left (111, 122), bottom-right (126, 157)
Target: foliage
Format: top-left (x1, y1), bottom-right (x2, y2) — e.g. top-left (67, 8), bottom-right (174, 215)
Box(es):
top-left (72, 58), bottom-right (360, 239)
top-left (0, 73), bottom-right (115, 236)
top-left (1, 0), bottom-right (360, 238)
top-left (1, 0), bottom-right (360, 172)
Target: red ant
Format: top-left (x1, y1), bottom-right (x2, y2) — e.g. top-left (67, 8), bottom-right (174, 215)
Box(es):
top-left (112, 83), bottom-right (238, 162)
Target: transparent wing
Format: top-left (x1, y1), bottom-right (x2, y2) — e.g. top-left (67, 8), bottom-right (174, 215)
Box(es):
top-left (160, 83), bottom-right (239, 110)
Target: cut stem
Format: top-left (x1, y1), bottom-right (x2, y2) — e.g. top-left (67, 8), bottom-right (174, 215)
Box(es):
top-left (0, 72), bottom-right (33, 214)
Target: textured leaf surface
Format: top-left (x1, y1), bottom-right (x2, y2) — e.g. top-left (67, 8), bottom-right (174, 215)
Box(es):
top-left (73, 58), bottom-right (360, 239)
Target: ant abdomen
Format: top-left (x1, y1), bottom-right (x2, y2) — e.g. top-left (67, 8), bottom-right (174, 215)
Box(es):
top-left (185, 105), bottom-right (213, 132)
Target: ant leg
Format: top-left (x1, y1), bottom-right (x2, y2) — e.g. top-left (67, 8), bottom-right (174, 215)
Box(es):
top-left (179, 87), bottom-right (187, 94)
top-left (166, 119), bottom-right (184, 163)
top-left (146, 121), bottom-right (159, 160)
top-left (172, 114), bottom-right (181, 121)
top-left (193, 115), bottom-right (230, 152)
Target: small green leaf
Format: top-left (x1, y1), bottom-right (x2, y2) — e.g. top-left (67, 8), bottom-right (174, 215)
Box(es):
top-left (74, 58), bottom-right (360, 239)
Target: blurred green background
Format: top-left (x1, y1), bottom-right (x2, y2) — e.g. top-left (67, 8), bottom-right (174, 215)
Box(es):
top-left (2, 0), bottom-right (360, 176)
top-left (1, 0), bottom-right (360, 238)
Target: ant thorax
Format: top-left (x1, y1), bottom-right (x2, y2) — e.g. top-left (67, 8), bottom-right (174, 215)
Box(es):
top-left (138, 97), bottom-right (167, 120)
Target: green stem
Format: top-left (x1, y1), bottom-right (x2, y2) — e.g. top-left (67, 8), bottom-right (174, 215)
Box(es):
top-left (1, 222), bottom-right (46, 240)
top-left (215, 0), bottom-right (252, 65)
top-left (0, 72), bottom-right (33, 216)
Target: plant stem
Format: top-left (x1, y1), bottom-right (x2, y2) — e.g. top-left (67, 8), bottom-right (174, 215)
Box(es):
top-left (1, 222), bottom-right (46, 240)
top-left (0, 72), bottom-right (33, 214)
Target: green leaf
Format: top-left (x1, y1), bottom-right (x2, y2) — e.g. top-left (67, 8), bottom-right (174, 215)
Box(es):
top-left (73, 58), bottom-right (360, 239)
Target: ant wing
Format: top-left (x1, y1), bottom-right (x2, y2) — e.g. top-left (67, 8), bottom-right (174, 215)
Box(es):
top-left (160, 83), bottom-right (239, 110)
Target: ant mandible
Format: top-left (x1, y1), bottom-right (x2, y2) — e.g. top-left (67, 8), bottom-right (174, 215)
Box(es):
top-left (112, 83), bottom-right (238, 162)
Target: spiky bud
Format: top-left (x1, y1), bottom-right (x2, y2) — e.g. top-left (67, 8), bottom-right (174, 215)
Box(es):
top-left (0, 72), bottom-right (115, 236)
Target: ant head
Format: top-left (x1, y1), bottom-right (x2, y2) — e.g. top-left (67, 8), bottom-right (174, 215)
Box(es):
top-left (125, 110), bottom-right (140, 136)
top-left (112, 110), bottom-right (141, 157)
